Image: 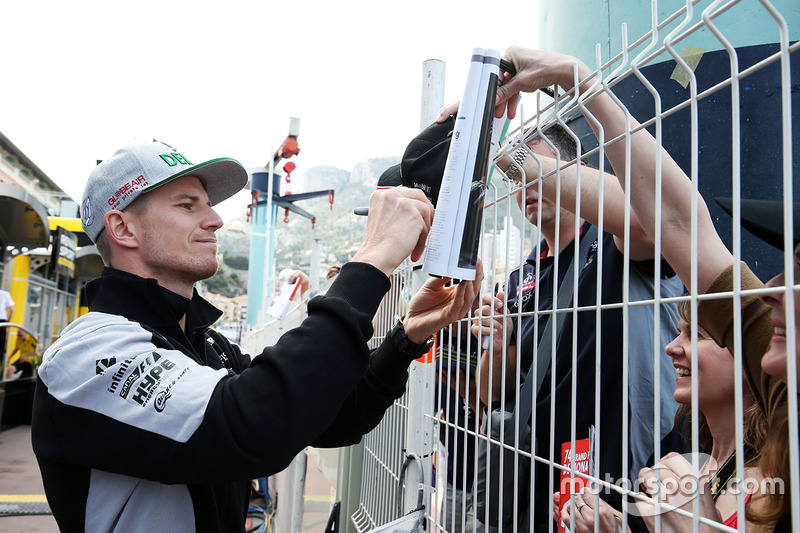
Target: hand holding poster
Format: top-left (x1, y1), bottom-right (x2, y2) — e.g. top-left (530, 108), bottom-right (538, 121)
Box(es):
top-left (557, 427), bottom-right (596, 533)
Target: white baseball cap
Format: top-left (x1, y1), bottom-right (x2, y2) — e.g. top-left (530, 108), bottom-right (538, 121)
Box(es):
top-left (81, 141), bottom-right (248, 242)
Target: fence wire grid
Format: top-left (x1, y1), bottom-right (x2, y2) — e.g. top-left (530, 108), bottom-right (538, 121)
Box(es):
top-left (347, 1), bottom-right (798, 532)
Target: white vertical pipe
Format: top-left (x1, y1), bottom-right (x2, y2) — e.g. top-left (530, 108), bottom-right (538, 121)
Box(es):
top-left (420, 60), bottom-right (445, 129)
top-left (275, 450), bottom-right (308, 533)
top-left (402, 271), bottom-right (435, 514)
top-left (402, 59), bottom-right (446, 515)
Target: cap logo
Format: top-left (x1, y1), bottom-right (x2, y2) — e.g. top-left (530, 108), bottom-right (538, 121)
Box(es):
top-left (107, 175), bottom-right (149, 209)
top-left (82, 197), bottom-right (93, 226)
top-left (413, 181), bottom-right (431, 194)
top-left (159, 151), bottom-right (192, 167)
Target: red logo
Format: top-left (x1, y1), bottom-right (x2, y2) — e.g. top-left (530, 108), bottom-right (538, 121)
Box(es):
top-left (107, 175), bottom-right (150, 208)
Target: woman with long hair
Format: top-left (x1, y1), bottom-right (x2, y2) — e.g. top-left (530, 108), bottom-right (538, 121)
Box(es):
top-left (553, 298), bottom-right (769, 532)
top-left (665, 300), bottom-right (769, 529)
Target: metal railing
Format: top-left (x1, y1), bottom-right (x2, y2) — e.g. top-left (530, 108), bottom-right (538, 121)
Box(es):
top-left (340, 1), bottom-right (799, 532)
top-left (241, 3), bottom-right (797, 531)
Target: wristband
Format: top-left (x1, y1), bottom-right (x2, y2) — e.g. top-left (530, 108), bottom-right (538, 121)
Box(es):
top-left (388, 318), bottom-right (435, 358)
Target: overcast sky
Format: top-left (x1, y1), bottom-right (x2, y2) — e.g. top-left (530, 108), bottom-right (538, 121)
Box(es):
top-left (1, 0), bottom-right (540, 222)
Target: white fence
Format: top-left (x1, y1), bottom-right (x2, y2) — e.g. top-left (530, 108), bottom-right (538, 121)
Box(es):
top-left (240, 2), bottom-right (798, 531)
top-left (342, 1), bottom-right (799, 533)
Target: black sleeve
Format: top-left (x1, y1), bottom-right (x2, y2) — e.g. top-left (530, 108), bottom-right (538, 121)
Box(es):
top-left (311, 333), bottom-right (417, 447)
top-left (33, 262), bottom-right (393, 485)
top-left (174, 262), bottom-right (393, 481)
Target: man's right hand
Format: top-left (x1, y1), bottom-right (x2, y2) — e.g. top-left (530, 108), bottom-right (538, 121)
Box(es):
top-left (495, 46), bottom-right (594, 120)
top-left (351, 188), bottom-right (434, 278)
top-left (472, 291), bottom-right (517, 405)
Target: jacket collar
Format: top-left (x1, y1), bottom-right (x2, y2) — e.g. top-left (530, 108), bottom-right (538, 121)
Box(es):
top-left (85, 267), bottom-right (222, 338)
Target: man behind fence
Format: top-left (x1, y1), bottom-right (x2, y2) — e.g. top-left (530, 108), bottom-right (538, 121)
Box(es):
top-left (31, 141), bottom-right (482, 532)
top-left (464, 76), bottom-right (683, 531)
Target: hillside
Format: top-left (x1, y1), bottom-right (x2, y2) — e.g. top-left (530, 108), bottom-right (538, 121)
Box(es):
top-left (215, 156), bottom-right (400, 287)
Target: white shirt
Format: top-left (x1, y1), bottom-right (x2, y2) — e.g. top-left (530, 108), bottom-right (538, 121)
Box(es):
top-left (0, 290), bottom-right (14, 320)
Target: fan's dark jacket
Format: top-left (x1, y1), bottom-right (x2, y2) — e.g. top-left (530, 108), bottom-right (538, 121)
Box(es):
top-left (33, 263), bottom-right (415, 532)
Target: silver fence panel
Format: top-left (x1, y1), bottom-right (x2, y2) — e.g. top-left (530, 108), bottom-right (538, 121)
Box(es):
top-left (343, 1), bottom-right (800, 532)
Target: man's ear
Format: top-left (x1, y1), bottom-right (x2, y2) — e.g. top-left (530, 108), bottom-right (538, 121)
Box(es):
top-left (103, 210), bottom-right (139, 250)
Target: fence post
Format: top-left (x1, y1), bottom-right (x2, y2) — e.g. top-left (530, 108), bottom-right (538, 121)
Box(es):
top-left (420, 60), bottom-right (445, 131)
top-left (275, 450), bottom-right (308, 533)
top-left (336, 443), bottom-right (364, 533)
top-left (400, 59), bottom-right (446, 515)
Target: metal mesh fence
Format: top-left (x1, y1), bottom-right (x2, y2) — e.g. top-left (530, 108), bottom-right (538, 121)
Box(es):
top-left (347, 1), bottom-right (798, 532)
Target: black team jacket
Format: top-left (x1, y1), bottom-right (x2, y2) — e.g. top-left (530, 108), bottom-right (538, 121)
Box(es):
top-left (32, 263), bottom-right (416, 532)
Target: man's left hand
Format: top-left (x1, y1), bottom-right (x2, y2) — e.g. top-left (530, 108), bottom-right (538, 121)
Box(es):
top-left (402, 260), bottom-right (483, 344)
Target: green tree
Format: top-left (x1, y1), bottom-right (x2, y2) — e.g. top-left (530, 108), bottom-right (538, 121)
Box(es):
top-left (223, 252), bottom-right (249, 270)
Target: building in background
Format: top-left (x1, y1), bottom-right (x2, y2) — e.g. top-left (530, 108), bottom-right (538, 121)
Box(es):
top-left (0, 131), bottom-right (102, 375)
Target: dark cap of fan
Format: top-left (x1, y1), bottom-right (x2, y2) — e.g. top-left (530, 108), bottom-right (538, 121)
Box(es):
top-left (715, 197), bottom-right (800, 251)
top-left (377, 163), bottom-right (403, 187)
top-left (399, 115), bottom-right (456, 207)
